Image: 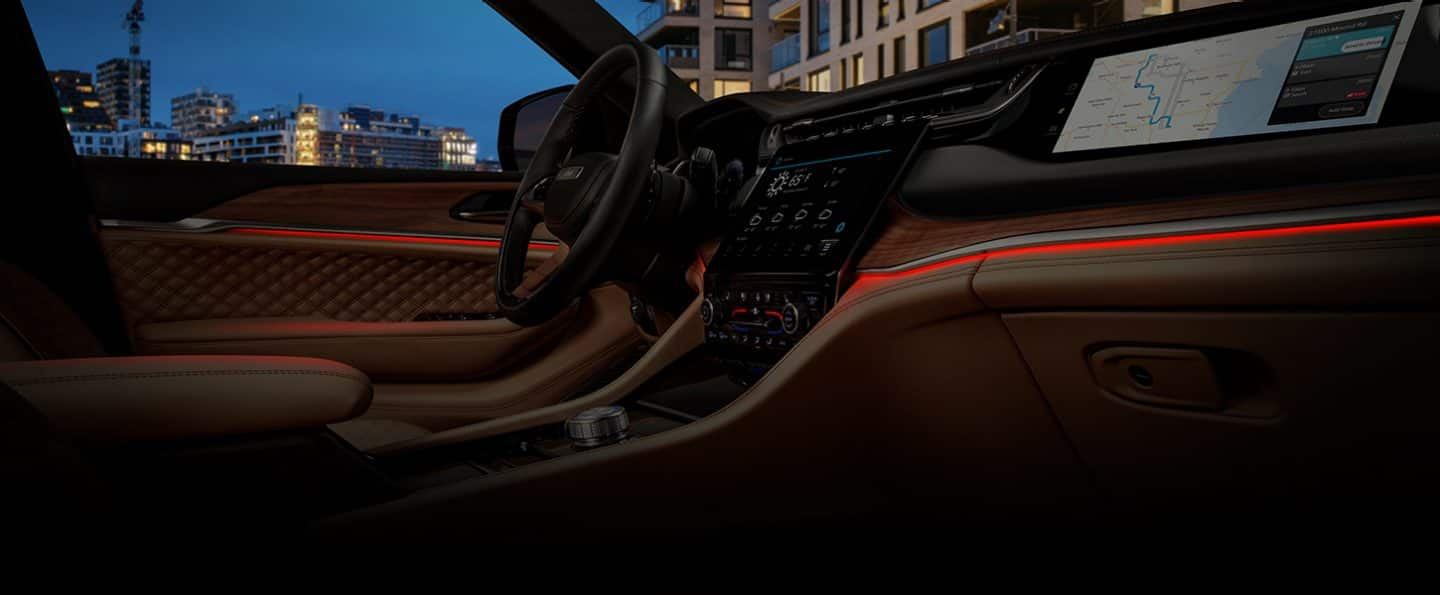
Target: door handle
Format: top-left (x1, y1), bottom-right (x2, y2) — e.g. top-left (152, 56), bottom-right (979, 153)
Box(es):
top-left (450, 191), bottom-right (512, 224)
top-left (453, 209), bottom-right (509, 224)
top-left (1089, 346), bottom-right (1225, 411)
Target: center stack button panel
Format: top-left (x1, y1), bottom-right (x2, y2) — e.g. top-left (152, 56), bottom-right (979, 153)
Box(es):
top-left (701, 279), bottom-right (832, 370)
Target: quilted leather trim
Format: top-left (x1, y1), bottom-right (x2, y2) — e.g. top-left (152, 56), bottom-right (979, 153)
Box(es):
top-left (104, 238), bottom-right (529, 327)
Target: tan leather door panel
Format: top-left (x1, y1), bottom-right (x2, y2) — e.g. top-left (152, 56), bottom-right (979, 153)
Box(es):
top-left (96, 178), bottom-right (573, 385)
top-left (100, 228), bottom-right (567, 382)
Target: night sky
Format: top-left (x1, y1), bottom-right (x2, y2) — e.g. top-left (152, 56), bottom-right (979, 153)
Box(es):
top-left (23, 0), bottom-right (654, 158)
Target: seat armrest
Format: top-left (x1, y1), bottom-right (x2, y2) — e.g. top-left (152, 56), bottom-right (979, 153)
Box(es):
top-left (0, 356), bottom-right (371, 444)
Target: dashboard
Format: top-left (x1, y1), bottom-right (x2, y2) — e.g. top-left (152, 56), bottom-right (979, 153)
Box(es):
top-left (686, 0), bottom-right (1440, 380)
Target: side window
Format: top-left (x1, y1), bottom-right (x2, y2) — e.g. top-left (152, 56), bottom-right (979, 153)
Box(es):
top-left (27, 1), bottom-right (575, 172)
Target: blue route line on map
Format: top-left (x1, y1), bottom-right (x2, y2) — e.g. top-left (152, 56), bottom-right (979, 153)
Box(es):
top-left (1134, 53), bottom-right (1173, 129)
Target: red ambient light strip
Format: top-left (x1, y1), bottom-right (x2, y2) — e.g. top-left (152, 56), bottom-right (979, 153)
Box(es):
top-left (855, 214), bottom-right (1440, 281)
top-left (225, 227), bottom-right (559, 251)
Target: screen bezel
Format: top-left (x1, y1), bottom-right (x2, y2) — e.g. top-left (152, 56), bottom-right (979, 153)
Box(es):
top-left (1008, 0), bottom-right (1437, 162)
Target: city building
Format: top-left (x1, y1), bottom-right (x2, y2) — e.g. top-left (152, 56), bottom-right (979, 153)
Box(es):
top-left (439, 128), bottom-right (479, 171)
top-left (96, 57), bottom-right (151, 125)
top-left (192, 103), bottom-right (477, 170)
top-left (192, 106), bottom-right (295, 165)
top-left (68, 118), bottom-right (192, 160)
top-left (171, 88), bottom-right (236, 139)
top-left (320, 106), bottom-right (443, 169)
top-left (767, 0), bottom-right (1237, 92)
top-left (635, 0), bottom-right (767, 100)
top-left (50, 70), bottom-right (111, 131)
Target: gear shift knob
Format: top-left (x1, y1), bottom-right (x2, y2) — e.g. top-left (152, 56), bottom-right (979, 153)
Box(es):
top-left (565, 406), bottom-right (630, 449)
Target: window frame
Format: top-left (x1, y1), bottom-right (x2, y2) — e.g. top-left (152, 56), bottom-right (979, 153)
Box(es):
top-left (809, 0), bottom-right (832, 57)
top-left (715, 27), bottom-right (754, 71)
top-left (918, 18), bottom-right (950, 68)
top-left (856, 0), bottom-right (864, 39)
top-left (892, 34), bottom-right (906, 74)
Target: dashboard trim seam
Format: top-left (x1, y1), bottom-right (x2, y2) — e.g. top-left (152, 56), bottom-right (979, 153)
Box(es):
top-left (857, 198), bottom-right (1440, 274)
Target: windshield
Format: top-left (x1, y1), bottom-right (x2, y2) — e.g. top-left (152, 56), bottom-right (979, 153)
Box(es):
top-left (28, 0), bottom-right (1252, 171)
top-left (607, 0), bottom-right (1243, 99)
top-left (26, 0), bottom-right (644, 170)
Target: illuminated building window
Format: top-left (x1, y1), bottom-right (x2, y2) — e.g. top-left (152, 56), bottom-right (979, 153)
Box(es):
top-left (1142, 0), bottom-right (1176, 17)
top-left (713, 79), bottom-right (751, 97)
top-left (806, 67), bottom-right (831, 92)
top-left (716, 0), bottom-right (751, 19)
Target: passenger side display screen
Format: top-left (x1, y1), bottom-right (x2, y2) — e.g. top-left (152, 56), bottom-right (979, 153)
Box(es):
top-left (1054, 1), bottom-right (1422, 153)
top-left (711, 126), bottom-right (924, 274)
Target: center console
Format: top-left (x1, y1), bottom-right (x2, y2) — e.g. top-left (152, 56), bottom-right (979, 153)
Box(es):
top-left (703, 124), bottom-right (927, 381)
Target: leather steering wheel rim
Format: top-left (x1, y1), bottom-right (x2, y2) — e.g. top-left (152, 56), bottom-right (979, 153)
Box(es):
top-left (495, 43), bottom-right (667, 326)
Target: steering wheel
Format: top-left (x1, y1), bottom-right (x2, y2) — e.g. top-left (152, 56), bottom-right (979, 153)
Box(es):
top-left (495, 43), bottom-right (667, 326)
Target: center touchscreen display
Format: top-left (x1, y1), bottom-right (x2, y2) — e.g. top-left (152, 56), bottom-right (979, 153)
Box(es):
top-left (711, 125), bottom-right (924, 273)
top-left (1054, 1), bottom-right (1422, 153)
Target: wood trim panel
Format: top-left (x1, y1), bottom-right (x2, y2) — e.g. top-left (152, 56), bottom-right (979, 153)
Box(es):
top-left (858, 175), bottom-right (1440, 270)
top-left (195, 182), bottom-right (556, 240)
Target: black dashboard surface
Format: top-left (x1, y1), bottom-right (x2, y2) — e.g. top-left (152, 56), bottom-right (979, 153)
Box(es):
top-left (679, 0), bottom-right (1440, 220)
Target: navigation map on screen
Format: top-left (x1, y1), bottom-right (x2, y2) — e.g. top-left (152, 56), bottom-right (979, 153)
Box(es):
top-left (1054, 1), bottom-right (1422, 153)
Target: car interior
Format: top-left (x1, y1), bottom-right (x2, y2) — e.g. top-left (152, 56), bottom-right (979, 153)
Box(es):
top-left (4, 0), bottom-right (1440, 540)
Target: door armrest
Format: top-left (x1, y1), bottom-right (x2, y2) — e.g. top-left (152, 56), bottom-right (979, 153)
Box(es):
top-left (0, 355), bottom-right (371, 444)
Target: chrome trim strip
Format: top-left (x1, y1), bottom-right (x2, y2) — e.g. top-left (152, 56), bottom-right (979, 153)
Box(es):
top-left (99, 217), bottom-right (562, 246)
top-left (857, 198), bottom-right (1440, 274)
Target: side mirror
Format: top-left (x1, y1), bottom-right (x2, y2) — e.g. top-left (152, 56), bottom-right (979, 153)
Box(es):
top-left (497, 85), bottom-right (572, 172)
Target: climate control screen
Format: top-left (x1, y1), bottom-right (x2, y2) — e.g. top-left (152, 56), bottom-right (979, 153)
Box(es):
top-left (711, 126), bottom-right (924, 274)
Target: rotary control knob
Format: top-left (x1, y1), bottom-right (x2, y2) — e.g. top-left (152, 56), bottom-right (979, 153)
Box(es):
top-left (781, 302), bottom-right (804, 335)
top-left (701, 297), bottom-right (716, 326)
top-left (565, 406), bottom-right (631, 449)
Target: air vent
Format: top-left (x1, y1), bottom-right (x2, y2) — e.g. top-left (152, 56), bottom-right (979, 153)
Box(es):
top-left (781, 77), bottom-right (1009, 143)
top-left (779, 63), bottom-right (1047, 145)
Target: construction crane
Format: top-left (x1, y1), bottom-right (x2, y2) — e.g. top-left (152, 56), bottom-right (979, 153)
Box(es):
top-left (124, 0), bottom-right (144, 58)
top-left (122, 0), bottom-right (145, 124)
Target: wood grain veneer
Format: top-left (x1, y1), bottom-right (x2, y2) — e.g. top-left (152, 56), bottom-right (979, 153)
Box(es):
top-left (196, 181), bottom-right (556, 240)
top-left (857, 175), bottom-right (1440, 270)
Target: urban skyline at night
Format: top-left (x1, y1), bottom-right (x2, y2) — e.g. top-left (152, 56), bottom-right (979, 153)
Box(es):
top-left (24, 0), bottom-right (651, 159)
